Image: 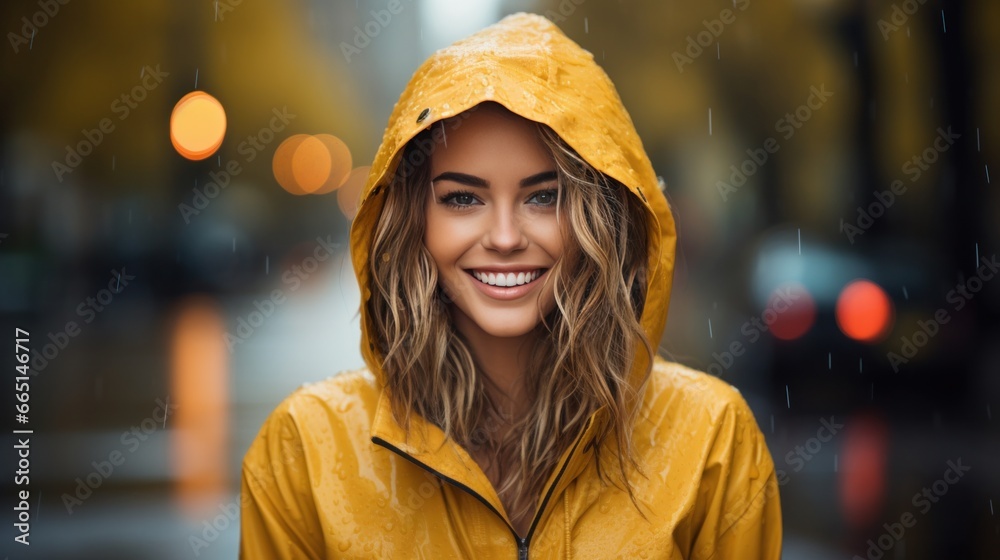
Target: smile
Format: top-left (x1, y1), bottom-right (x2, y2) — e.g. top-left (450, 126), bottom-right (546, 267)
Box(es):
top-left (467, 269), bottom-right (546, 287)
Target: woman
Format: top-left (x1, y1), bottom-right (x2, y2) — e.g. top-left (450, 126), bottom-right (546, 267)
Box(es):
top-left (241, 13), bottom-right (782, 559)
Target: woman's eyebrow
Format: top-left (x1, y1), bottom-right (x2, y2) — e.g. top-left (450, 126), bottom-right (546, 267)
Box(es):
top-left (430, 170), bottom-right (558, 188)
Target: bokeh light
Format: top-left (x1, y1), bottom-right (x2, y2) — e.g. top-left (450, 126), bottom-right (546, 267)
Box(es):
top-left (170, 91), bottom-right (227, 160)
top-left (836, 280), bottom-right (895, 343)
top-left (169, 296), bottom-right (228, 514)
top-left (768, 282), bottom-right (817, 341)
top-left (311, 134), bottom-right (353, 194)
top-left (272, 134), bottom-right (310, 195)
top-left (838, 413), bottom-right (889, 530)
top-left (272, 133), bottom-right (354, 195)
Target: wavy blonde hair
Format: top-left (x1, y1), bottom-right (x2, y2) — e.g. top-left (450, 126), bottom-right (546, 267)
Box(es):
top-left (368, 103), bottom-right (654, 528)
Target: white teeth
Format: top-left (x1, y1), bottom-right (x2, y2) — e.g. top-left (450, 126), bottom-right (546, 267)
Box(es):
top-left (472, 269), bottom-right (542, 287)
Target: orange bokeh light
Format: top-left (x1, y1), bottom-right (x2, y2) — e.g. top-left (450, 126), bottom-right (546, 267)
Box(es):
top-left (836, 280), bottom-right (895, 343)
top-left (170, 91), bottom-right (227, 160)
top-left (272, 133), bottom-right (354, 195)
top-left (169, 296), bottom-right (228, 513)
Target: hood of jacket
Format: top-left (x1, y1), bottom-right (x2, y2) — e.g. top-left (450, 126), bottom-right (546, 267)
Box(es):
top-left (346, 10), bottom-right (678, 535)
top-left (350, 11), bottom-right (677, 397)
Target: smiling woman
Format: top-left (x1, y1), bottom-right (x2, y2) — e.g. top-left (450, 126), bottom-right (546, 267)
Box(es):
top-left (240, 12), bottom-right (782, 559)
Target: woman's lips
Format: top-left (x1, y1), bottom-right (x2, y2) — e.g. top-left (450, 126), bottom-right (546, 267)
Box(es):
top-left (464, 268), bottom-right (548, 300)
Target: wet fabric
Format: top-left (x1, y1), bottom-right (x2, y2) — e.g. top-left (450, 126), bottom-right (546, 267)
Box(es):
top-left (240, 12), bottom-right (781, 559)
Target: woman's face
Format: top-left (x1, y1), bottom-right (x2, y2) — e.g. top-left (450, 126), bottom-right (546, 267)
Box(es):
top-left (424, 106), bottom-right (563, 339)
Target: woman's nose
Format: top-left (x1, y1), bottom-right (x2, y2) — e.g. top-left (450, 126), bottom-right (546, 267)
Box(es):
top-left (483, 206), bottom-right (529, 253)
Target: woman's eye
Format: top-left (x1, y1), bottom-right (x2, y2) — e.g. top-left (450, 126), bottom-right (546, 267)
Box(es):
top-left (440, 191), bottom-right (478, 207)
top-left (529, 189), bottom-right (558, 206)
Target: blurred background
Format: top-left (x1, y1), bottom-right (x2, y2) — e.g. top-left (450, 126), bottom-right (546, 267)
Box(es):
top-left (1, 0), bottom-right (997, 558)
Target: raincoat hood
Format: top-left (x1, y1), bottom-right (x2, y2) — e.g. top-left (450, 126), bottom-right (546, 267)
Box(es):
top-left (350, 12), bottom-right (677, 394)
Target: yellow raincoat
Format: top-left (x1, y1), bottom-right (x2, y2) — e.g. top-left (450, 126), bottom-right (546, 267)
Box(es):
top-left (240, 13), bottom-right (782, 559)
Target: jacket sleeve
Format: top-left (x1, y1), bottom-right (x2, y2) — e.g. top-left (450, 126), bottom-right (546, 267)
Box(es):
top-left (239, 396), bottom-right (326, 560)
top-left (689, 390), bottom-right (783, 560)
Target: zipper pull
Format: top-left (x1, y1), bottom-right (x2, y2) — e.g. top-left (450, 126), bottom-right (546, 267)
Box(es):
top-left (517, 536), bottom-right (529, 560)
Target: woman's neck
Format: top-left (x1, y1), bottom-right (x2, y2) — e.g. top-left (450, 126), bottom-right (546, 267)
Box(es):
top-left (450, 308), bottom-right (535, 419)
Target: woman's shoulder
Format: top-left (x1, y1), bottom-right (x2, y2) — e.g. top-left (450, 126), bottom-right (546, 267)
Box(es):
top-left (647, 355), bottom-right (757, 422)
top-left (250, 367), bottom-right (381, 439)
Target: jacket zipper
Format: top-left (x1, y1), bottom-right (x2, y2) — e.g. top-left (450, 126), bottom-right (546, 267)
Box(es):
top-left (372, 418), bottom-right (590, 560)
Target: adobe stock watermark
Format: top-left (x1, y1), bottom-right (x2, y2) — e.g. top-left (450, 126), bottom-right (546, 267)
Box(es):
top-left (61, 398), bottom-right (176, 514)
top-left (877, 0), bottom-right (929, 40)
top-left (853, 458), bottom-right (970, 560)
top-left (214, 0), bottom-right (242, 22)
top-left (223, 235), bottom-right (340, 351)
top-left (543, 0), bottom-right (587, 24)
top-left (707, 284), bottom-right (802, 377)
top-left (887, 254), bottom-right (998, 371)
top-left (28, 268), bottom-right (136, 376)
top-left (177, 106), bottom-right (296, 224)
top-left (340, 0), bottom-right (413, 63)
top-left (673, 0), bottom-right (750, 72)
top-left (52, 65), bottom-right (169, 182)
top-left (7, 0), bottom-right (71, 53)
top-left (841, 126), bottom-right (959, 244)
top-left (716, 84), bottom-right (833, 201)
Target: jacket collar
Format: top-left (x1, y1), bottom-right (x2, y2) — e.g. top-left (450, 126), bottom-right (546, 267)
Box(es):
top-left (370, 385), bottom-right (609, 529)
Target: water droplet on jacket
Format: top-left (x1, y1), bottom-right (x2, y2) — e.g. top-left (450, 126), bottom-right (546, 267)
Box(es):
top-left (480, 76), bottom-right (488, 86)
top-left (485, 85), bottom-right (495, 98)
top-left (338, 541), bottom-right (352, 552)
top-left (384, 521), bottom-right (394, 531)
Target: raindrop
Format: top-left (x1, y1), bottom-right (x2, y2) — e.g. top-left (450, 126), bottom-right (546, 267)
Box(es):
top-left (798, 228), bottom-right (801, 255)
top-left (903, 286), bottom-right (909, 300)
top-left (266, 256), bottom-right (270, 275)
top-left (853, 51), bottom-right (858, 67)
top-left (785, 385), bottom-right (790, 408)
top-left (233, 237), bottom-right (236, 253)
top-left (989, 498), bottom-right (994, 515)
top-left (584, 17), bottom-right (588, 34)
top-left (977, 128), bottom-right (981, 152)
top-left (195, 68), bottom-right (199, 89)
top-left (708, 318), bottom-right (713, 339)
top-left (112, 155), bottom-right (116, 171)
top-left (708, 108), bottom-right (712, 135)
top-left (859, 358), bottom-right (863, 373)
top-left (828, 352), bottom-right (832, 370)
top-left (985, 165), bottom-right (990, 184)
top-left (29, 28), bottom-right (35, 50)
top-left (940, 10), bottom-right (947, 33)
top-left (976, 243), bottom-right (980, 266)
top-left (717, 43), bottom-right (720, 60)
